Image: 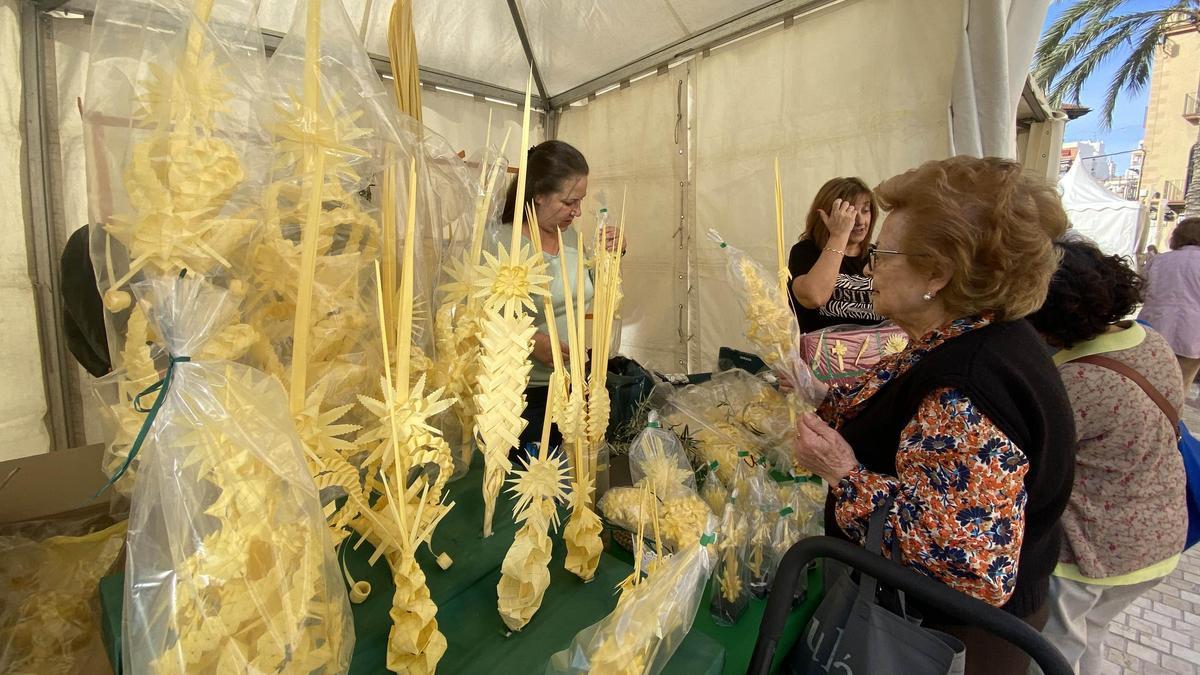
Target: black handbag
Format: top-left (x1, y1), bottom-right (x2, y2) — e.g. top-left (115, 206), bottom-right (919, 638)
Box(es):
top-left (788, 498), bottom-right (966, 674)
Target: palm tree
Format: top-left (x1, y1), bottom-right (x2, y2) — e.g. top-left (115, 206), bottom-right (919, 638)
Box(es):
top-left (1033, 1), bottom-right (1200, 215)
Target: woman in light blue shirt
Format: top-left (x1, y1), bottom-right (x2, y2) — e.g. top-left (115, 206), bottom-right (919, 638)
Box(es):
top-left (500, 141), bottom-right (625, 449)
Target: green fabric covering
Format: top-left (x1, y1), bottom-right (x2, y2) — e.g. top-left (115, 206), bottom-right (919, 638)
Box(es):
top-left (99, 573), bottom-right (122, 671)
top-left (99, 456), bottom-right (739, 674)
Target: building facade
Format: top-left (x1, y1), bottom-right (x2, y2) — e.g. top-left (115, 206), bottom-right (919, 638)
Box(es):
top-left (1139, 21), bottom-right (1200, 245)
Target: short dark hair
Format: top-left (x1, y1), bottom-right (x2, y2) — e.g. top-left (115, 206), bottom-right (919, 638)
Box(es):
top-left (1169, 216), bottom-right (1200, 250)
top-left (1027, 239), bottom-right (1143, 348)
top-left (501, 140), bottom-right (589, 223)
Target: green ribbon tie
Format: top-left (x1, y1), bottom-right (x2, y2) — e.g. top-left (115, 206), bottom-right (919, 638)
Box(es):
top-left (96, 354), bottom-right (191, 496)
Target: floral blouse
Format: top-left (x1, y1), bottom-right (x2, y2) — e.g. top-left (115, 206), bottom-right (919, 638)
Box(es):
top-left (817, 315), bottom-right (1030, 607)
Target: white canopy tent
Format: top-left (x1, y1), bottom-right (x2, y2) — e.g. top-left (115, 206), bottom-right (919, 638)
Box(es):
top-left (1059, 159), bottom-right (1144, 260)
top-left (6, 0), bottom-right (1054, 457)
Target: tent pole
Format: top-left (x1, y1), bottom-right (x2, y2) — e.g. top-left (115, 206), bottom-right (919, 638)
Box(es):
top-left (504, 0), bottom-right (549, 105)
top-left (20, 4), bottom-right (78, 450)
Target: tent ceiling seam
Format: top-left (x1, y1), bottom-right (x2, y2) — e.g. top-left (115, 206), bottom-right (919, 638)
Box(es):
top-left (504, 0), bottom-right (549, 105)
top-left (548, 0), bottom-right (842, 109)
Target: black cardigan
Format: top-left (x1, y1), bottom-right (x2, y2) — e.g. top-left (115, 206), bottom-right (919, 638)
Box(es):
top-left (824, 319), bottom-right (1076, 620)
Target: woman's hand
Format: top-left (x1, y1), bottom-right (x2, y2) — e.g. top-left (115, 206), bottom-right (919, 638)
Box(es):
top-left (817, 198), bottom-right (857, 244)
top-left (601, 226), bottom-right (627, 255)
top-left (531, 332), bottom-right (569, 366)
top-left (776, 368), bottom-right (830, 402)
top-left (793, 413), bottom-right (857, 484)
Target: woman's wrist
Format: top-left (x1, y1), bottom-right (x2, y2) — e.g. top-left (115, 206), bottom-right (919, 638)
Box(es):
top-left (822, 245), bottom-right (845, 256)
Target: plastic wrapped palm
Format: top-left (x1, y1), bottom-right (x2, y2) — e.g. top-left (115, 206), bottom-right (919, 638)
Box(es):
top-left (546, 517), bottom-right (716, 675)
top-left (119, 275), bottom-right (353, 674)
top-left (82, 0), bottom-right (268, 496)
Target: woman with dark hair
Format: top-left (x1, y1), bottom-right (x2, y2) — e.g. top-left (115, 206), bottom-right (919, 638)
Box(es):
top-left (500, 140), bottom-right (625, 446)
top-left (1139, 216), bottom-right (1200, 392)
top-left (1027, 239), bottom-right (1187, 674)
top-left (787, 177), bottom-right (883, 332)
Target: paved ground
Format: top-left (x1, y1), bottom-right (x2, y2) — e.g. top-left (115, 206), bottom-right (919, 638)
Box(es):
top-left (1099, 397), bottom-right (1200, 674)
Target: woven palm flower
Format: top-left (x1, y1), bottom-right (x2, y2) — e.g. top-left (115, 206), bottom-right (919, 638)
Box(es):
top-left (136, 51), bottom-right (232, 128)
top-left (507, 453), bottom-right (571, 527)
top-left (293, 379), bottom-right (361, 458)
top-left (639, 446), bottom-right (694, 498)
top-left (437, 256), bottom-right (479, 308)
top-left (357, 374), bottom-right (454, 471)
top-left (882, 334), bottom-right (910, 355)
top-left (268, 92), bottom-right (371, 177)
top-left (474, 243), bottom-right (552, 316)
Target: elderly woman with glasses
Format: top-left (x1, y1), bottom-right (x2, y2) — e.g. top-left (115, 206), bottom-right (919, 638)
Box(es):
top-left (793, 156), bottom-right (1077, 675)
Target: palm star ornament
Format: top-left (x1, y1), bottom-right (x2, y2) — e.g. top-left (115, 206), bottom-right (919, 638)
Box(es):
top-left (497, 452), bottom-right (571, 630)
top-left (473, 242), bottom-right (552, 316)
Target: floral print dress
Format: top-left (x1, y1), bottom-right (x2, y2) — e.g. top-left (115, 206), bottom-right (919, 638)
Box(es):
top-left (818, 315), bottom-right (1029, 606)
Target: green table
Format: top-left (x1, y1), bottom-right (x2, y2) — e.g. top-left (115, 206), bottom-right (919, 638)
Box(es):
top-left (100, 457), bottom-right (735, 673)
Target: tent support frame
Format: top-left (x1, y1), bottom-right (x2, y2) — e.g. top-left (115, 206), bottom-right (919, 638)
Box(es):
top-left (548, 0), bottom-right (843, 109)
top-left (20, 4), bottom-right (80, 451)
top-left (504, 0), bottom-right (549, 105)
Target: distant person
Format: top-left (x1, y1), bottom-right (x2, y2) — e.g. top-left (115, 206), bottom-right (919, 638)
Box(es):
top-left (1137, 244), bottom-right (1159, 272)
top-left (787, 177), bottom-right (883, 333)
top-left (1028, 239), bottom-right (1187, 674)
top-left (1139, 217), bottom-right (1200, 392)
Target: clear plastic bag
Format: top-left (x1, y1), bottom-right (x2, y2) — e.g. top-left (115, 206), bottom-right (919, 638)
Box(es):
top-left (0, 518), bottom-right (126, 674)
top-left (84, 0), bottom-right (270, 367)
top-left (546, 537), bottom-right (715, 675)
top-left (699, 461), bottom-right (728, 516)
top-left (709, 502), bottom-right (750, 625)
top-left (84, 0), bottom-right (271, 497)
top-left (706, 230), bottom-right (797, 371)
top-left (122, 275), bottom-right (353, 674)
top-left (745, 490), bottom-right (782, 598)
top-left (598, 485), bottom-right (713, 554)
top-left (628, 413), bottom-right (696, 497)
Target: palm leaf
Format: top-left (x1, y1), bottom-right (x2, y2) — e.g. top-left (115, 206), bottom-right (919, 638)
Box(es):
top-left (1049, 14), bottom-right (1156, 106)
top-left (1101, 15), bottom-right (1166, 128)
top-left (1034, 0), bottom-right (1126, 75)
top-left (1034, 0), bottom-right (1200, 129)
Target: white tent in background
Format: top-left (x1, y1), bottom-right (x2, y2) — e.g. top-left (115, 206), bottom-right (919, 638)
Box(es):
top-left (1059, 159), bottom-right (1143, 260)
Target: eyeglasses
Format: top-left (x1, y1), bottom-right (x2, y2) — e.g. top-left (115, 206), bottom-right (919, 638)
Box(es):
top-left (866, 243), bottom-right (911, 269)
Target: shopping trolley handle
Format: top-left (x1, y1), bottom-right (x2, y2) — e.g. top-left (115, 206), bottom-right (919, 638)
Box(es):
top-left (747, 536), bottom-right (1073, 675)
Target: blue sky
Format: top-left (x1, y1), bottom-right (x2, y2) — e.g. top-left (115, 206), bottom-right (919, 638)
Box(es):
top-left (1040, 0), bottom-right (1160, 175)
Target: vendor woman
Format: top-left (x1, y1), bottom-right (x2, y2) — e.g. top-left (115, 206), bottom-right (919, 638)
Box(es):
top-left (500, 140), bottom-right (626, 449)
top-left (788, 177), bottom-right (883, 332)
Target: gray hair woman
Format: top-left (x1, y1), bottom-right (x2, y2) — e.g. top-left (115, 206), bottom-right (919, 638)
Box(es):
top-left (793, 156), bottom-right (1076, 675)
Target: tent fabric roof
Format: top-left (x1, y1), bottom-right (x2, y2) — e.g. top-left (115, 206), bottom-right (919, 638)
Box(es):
top-left (1060, 159), bottom-right (1137, 211)
top-left (1059, 159), bottom-right (1142, 259)
top-left (59, 0), bottom-right (776, 102)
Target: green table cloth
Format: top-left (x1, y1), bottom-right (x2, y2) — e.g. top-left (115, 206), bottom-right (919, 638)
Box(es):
top-left (100, 456), bottom-right (818, 673)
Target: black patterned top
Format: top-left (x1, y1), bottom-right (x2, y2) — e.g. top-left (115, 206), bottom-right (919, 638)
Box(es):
top-left (788, 238), bottom-right (882, 333)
